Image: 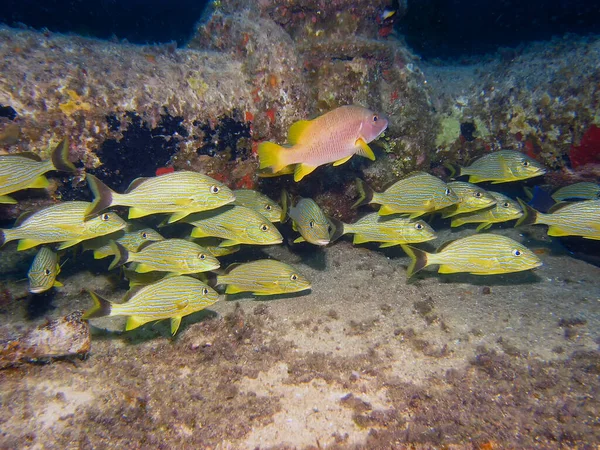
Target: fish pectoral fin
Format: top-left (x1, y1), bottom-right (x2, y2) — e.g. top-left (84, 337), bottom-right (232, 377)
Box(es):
top-left (135, 263), bottom-right (156, 273)
top-left (293, 236), bottom-right (306, 244)
top-left (170, 316), bottom-right (182, 335)
top-left (53, 281), bottom-right (64, 288)
top-left (168, 211), bottom-right (190, 223)
top-left (379, 242), bottom-right (401, 248)
top-left (225, 285), bottom-right (244, 295)
top-left (378, 205), bottom-right (397, 216)
top-left (294, 164), bottom-right (316, 182)
top-left (287, 120), bottom-right (311, 144)
top-left (0, 195), bottom-right (17, 204)
top-left (438, 265), bottom-right (461, 274)
top-left (128, 207), bottom-right (154, 219)
top-left (355, 138), bottom-right (376, 161)
top-left (333, 155), bottom-right (353, 166)
top-left (56, 240), bottom-right (82, 250)
top-left (28, 175), bottom-right (50, 189)
top-left (125, 315), bottom-right (147, 331)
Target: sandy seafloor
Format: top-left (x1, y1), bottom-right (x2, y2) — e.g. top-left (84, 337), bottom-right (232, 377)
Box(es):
top-left (0, 222), bottom-right (599, 449)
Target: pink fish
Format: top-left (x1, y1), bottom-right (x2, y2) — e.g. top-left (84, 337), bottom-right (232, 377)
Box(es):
top-left (258, 105), bottom-right (388, 182)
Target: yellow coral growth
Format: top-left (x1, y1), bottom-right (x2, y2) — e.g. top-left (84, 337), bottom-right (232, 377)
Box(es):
top-left (59, 89), bottom-right (92, 116)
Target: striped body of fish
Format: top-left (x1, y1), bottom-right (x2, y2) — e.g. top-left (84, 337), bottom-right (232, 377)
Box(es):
top-left (288, 198), bottom-right (332, 246)
top-left (258, 105), bottom-right (388, 182)
top-left (451, 191), bottom-right (523, 231)
top-left (183, 205), bottom-right (283, 247)
top-left (0, 201), bottom-right (127, 251)
top-left (92, 228), bottom-right (164, 259)
top-left (354, 172), bottom-right (459, 217)
top-left (0, 139), bottom-right (76, 204)
top-left (440, 181), bottom-right (497, 218)
top-left (517, 199), bottom-right (600, 240)
top-left (85, 171), bottom-right (235, 222)
top-left (216, 259), bottom-right (311, 295)
top-left (234, 189), bottom-right (283, 222)
top-left (402, 234), bottom-right (542, 277)
top-left (551, 182), bottom-right (600, 202)
top-left (83, 275), bottom-right (219, 335)
top-left (110, 238), bottom-right (220, 274)
top-left (28, 247), bottom-right (63, 293)
top-left (330, 213), bottom-right (437, 247)
top-left (460, 150), bottom-right (546, 183)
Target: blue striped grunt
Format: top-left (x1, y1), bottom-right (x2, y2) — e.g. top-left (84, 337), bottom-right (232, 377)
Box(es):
top-left (182, 205), bottom-right (283, 247)
top-left (450, 191), bottom-right (523, 231)
top-left (439, 181), bottom-right (497, 218)
top-left (192, 237), bottom-right (241, 257)
top-left (402, 234), bottom-right (542, 277)
top-left (27, 247), bottom-right (63, 293)
top-left (0, 138), bottom-right (76, 204)
top-left (216, 259), bottom-right (311, 295)
top-left (258, 105), bottom-right (388, 182)
top-left (0, 201), bottom-right (127, 251)
top-left (234, 189), bottom-right (283, 223)
top-left (85, 171), bottom-right (235, 222)
top-left (551, 182), bottom-right (600, 202)
top-left (354, 172), bottom-right (459, 217)
top-left (83, 275), bottom-right (219, 335)
top-left (329, 213), bottom-right (437, 247)
top-left (288, 198), bottom-right (332, 246)
top-left (460, 150), bottom-right (546, 184)
top-left (91, 228), bottom-right (164, 259)
top-left (516, 199), bottom-right (600, 240)
top-left (109, 238), bottom-right (220, 274)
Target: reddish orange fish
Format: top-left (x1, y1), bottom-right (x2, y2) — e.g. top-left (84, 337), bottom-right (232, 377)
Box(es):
top-left (258, 105), bottom-right (388, 182)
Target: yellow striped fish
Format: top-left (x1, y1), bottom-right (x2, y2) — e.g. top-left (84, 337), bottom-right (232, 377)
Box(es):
top-left (439, 181), bottom-right (497, 218)
top-left (460, 150), bottom-right (546, 183)
top-left (234, 189), bottom-right (283, 223)
top-left (91, 228), bottom-right (164, 259)
top-left (83, 275), bottom-right (219, 335)
top-left (329, 213), bottom-right (437, 247)
top-left (516, 199), bottom-right (600, 240)
top-left (258, 105), bottom-right (388, 182)
top-left (182, 205), bottom-right (283, 247)
top-left (109, 238), bottom-right (220, 274)
top-left (192, 237), bottom-right (241, 257)
top-left (451, 191), bottom-right (523, 231)
top-left (354, 172), bottom-right (459, 217)
top-left (216, 259), bottom-right (311, 295)
top-left (402, 234), bottom-right (542, 277)
top-left (27, 247), bottom-right (63, 293)
top-left (288, 198), bottom-right (332, 246)
top-left (85, 171), bottom-right (235, 222)
top-left (0, 138), bottom-right (76, 204)
top-left (0, 201), bottom-right (127, 251)
top-left (551, 182), bottom-right (600, 202)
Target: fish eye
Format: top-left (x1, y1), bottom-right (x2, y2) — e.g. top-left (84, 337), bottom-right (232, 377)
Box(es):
top-left (101, 213), bottom-right (110, 221)
top-left (414, 222), bottom-right (424, 230)
top-left (198, 253), bottom-right (206, 260)
top-left (290, 274), bottom-right (298, 281)
top-left (202, 287), bottom-right (209, 295)
top-left (260, 224), bottom-right (269, 232)
top-left (372, 115), bottom-right (379, 122)
top-left (475, 191), bottom-right (482, 198)
top-left (444, 188), bottom-right (451, 196)
top-left (210, 185), bottom-right (220, 194)
top-left (502, 202), bottom-right (510, 208)
top-left (523, 160), bottom-right (530, 166)
top-left (309, 220), bottom-right (315, 228)
top-left (265, 204), bottom-right (272, 210)
top-left (44, 269), bottom-right (51, 276)
top-left (512, 249), bottom-right (522, 257)
top-left (141, 232), bottom-right (148, 239)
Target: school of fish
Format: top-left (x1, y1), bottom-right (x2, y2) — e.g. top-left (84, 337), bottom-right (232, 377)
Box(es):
top-left (1, 106), bottom-right (598, 337)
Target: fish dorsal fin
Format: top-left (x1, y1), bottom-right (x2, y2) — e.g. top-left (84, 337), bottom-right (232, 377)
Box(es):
top-left (287, 120), bottom-right (311, 145)
top-left (14, 152), bottom-right (43, 162)
top-left (13, 210), bottom-right (37, 227)
top-left (125, 177), bottom-right (151, 193)
top-left (436, 239), bottom-right (457, 253)
top-left (548, 201), bottom-right (572, 214)
top-left (224, 263), bottom-right (242, 275)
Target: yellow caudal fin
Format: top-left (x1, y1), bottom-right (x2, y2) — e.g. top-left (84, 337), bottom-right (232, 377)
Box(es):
top-left (294, 163), bottom-right (316, 182)
top-left (401, 244), bottom-right (430, 278)
top-left (258, 141), bottom-right (287, 173)
top-left (355, 138), bottom-right (376, 161)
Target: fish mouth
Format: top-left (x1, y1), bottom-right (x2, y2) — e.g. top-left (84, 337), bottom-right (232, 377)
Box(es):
top-left (314, 239), bottom-right (330, 246)
top-left (29, 287), bottom-right (48, 294)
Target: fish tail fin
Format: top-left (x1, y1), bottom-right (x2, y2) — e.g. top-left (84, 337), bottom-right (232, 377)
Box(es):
top-left (328, 217), bottom-right (346, 242)
top-left (51, 138), bottom-right (77, 173)
top-left (515, 198), bottom-right (538, 227)
top-left (401, 244), bottom-right (430, 278)
top-left (444, 162), bottom-right (458, 178)
top-left (85, 174), bottom-right (116, 218)
top-left (108, 241), bottom-right (129, 271)
top-left (352, 178), bottom-right (373, 209)
top-left (258, 141), bottom-right (287, 173)
top-left (82, 290), bottom-right (112, 319)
